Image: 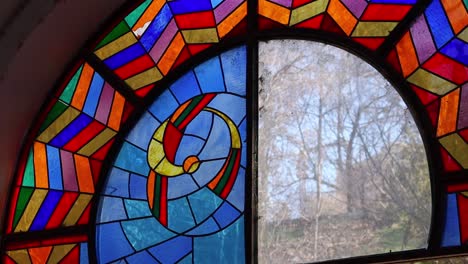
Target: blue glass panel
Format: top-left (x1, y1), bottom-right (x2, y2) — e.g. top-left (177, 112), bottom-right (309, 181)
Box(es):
top-left (83, 73), bottom-right (105, 117)
top-left (122, 217), bottom-right (176, 250)
top-left (227, 167), bottom-right (245, 212)
top-left (80, 243), bottom-right (89, 264)
top-left (104, 167), bottom-right (130, 197)
top-left (425, 0), bottom-right (454, 48)
top-left (213, 202), bottom-right (241, 228)
top-left (198, 116), bottom-right (231, 160)
top-left (211, 0), bottom-right (223, 8)
top-left (130, 174), bottom-right (148, 200)
top-left (170, 71), bottom-right (202, 104)
top-left (186, 217), bottom-right (219, 235)
top-left (168, 0), bottom-right (213, 14)
top-left (29, 190), bottom-right (62, 231)
top-left (175, 135), bottom-right (205, 164)
top-left (221, 46), bottom-right (246, 96)
top-left (115, 142), bottom-right (150, 176)
top-left (127, 112), bottom-right (160, 150)
top-left (185, 111), bottom-right (213, 140)
top-left (97, 223), bottom-right (135, 263)
top-left (178, 253), bottom-right (192, 264)
top-left (441, 38), bottom-right (468, 66)
top-left (168, 197), bottom-right (196, 233)
top-left (193, 216), bottom-right (244, 264)
top-left (208, 94), bottom-right (245, 125)
top-left (140, 4), bottom-right (173, 51)
top-left (168, 174), bottom-right (199, 199)
top-left (192, 159), bottom-right (224, 186)
top-left (50, 114), bottom-right (93, 148)
top-left (105, 43), bottom-right (147, 70)
top-left (195, 57), bottom-right (226, 93)
top-left (46, 145), bottom-right (63, 190)
top-left (442, 194), bottom-right (461, 246)
top-left (126, 250), bottom-right (157, 264)
top-left (149, 236), bottom-right (192, 263)
top-left (188, 188), bottom-right (222, 223)
top-left (124, 199), bottom-right (152, 219)
top-left (149, 90), bottom-right (180, 122)
top-left (98, 197), bottom-right (127, 224)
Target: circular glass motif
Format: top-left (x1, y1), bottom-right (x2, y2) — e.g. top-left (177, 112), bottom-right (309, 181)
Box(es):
top-left (146, 93), bottom-right (243, 235)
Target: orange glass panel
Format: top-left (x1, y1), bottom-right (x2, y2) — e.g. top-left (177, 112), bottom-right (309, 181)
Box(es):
top-left (33, 142), bottom-right (48, 189)
top-left (396, 31), bottom-right (419, 77)
top-left (71, 64), bottom-right (94, 111)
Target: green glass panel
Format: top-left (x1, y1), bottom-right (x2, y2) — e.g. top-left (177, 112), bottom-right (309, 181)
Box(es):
top-left (22, 150), bottom-right (35, 187)
top-left (39, 100), bottom-right (68, 133)
top-left (95, 21), bottom-right (131, 50)
top-left (125, 0), bottom-right (152, 28)
top-left (59, 65), bottom-right (83, 104)
top-left (153, 175), bottom-right (161, 218)
top-left (13, 187), bottom-right (35, 229)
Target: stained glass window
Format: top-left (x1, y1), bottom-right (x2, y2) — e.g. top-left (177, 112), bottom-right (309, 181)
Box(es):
top-left (1, 0), bottom-right (467, 263)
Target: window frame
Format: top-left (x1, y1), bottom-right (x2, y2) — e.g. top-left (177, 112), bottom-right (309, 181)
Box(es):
top-left (2, 0), bottom-right (467, 263)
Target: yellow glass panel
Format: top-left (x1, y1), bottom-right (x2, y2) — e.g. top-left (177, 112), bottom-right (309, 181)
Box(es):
top-left (217, 2), bottom-right (247, 38)
top-left (15, 189), bottom-right (48, 232)
top-left (258, 0), bottom-right (290, 25)
top-left (153, 121), bottom-right (167, 142)
top-left (440, 133), bottom-right (468, 169)
top-left (407, 69), bottom-right (457, 95)
top-left (7, 249), bottom-right (31, 264)
top-left (37, 107), bottom-right (80, 143)
top-left (62, 194), bottom-right (92, 226)
top-left (328, 0), bottom-right (357, 35)
top-left (47, 244), bottom-right (76, 264)
top-left (148, 139), bottom-right (165, 169)
top-left (33, 141), bottom-right (49, 189)
top-left (205, 107), bottom-right (241, 148)
top-left (155, 157), bottom-right (185, 176)
top-left (290, 0), bottom-right (328, 26)
top-left (125, 67), bottom-right (163, 90)
top-left (396, 31), bottom-right (419, 78)
top-left (182, 28), bottom-right (219, 44)
top-left (77, 128), bottom-right (116, 156)
top-left (94, 32), bottom-right (137, 60)
top-left (437, 88), bottom-right (460, 137)
top-left (459, 27), bottom-right (468, 42)
top-left (351, 22), bottom-right (398, 37)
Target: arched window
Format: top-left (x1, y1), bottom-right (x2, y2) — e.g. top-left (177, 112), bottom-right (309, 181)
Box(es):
top-left (1, 0), bottom-right (467, 263)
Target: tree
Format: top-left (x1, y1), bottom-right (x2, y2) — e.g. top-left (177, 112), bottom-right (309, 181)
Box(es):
top-left (258, 40), bottom-right (431, 263)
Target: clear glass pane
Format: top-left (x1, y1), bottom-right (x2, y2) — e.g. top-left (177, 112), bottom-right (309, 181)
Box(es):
top-left (258, 40), bottom-right (431, 263)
